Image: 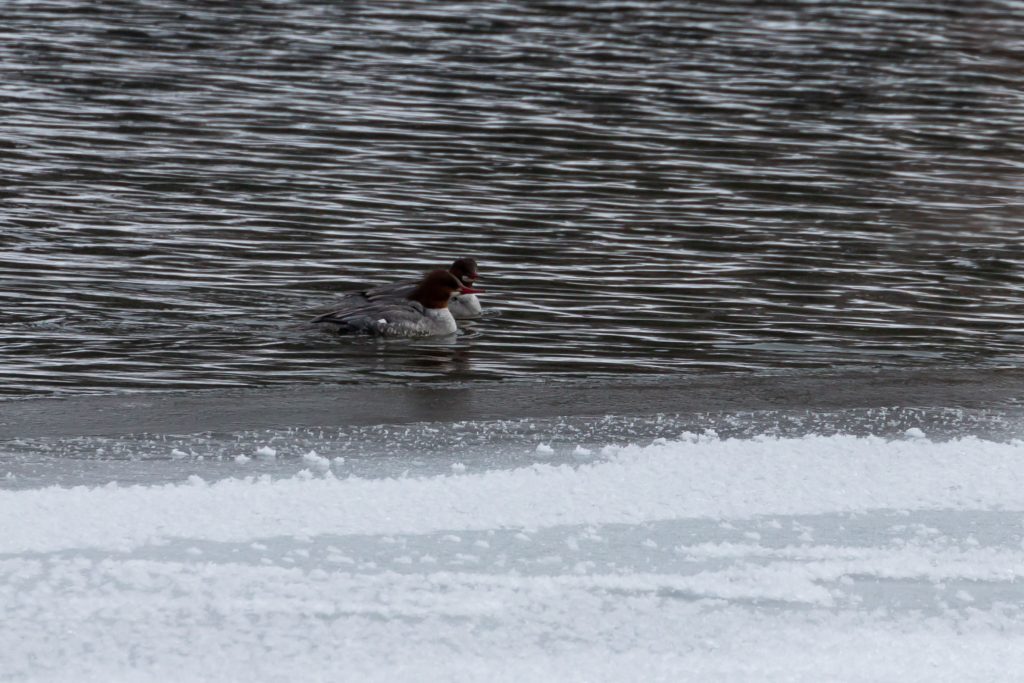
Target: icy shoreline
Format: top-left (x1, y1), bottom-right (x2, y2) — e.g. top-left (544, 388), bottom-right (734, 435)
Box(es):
top-left (3, 432), bottom-right (1024, 681)
top-left (4, 433), bottom-right (1024, 554)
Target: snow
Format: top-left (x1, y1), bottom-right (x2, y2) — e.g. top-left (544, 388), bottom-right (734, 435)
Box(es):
top-left (301, 449), bottom-right (331, 472)
top-left (2, 432), bottom-right (1024, 681)
top-left (4, 434), bottom-right (1024, 555)
top-left (254, 445), bottom-right (277, 458)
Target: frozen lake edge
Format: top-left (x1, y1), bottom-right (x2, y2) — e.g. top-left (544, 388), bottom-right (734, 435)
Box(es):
top-left (3, 366), bottom-right (1024, 439)
top-left (2, 374), bottom-right (1024, 681)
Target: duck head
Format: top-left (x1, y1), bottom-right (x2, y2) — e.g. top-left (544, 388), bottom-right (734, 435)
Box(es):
top-left (408, 269), bottom-right (482, 309)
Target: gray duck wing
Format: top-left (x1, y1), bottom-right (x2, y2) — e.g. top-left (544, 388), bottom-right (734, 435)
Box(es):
top-left (312, 299), bottom-right (426, 333)
top-left (363, 280), bottom-right (417, 302)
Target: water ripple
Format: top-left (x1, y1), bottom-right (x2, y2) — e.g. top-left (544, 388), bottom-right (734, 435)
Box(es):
top-left (2, 0), bottom-right (1024, 396)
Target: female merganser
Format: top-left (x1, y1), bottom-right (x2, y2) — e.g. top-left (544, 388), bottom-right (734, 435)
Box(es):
top-left (349, 258), bottom-right (483, 319)
top-left (446, 257), bottom-right (483, 319)
top-left (311, 269), bottom-right (481, 337)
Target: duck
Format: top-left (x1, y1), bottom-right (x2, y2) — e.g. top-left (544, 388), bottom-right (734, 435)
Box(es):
top-left (346, 258), bottom-right (483, 320)
top-left (311, 269), bottom-right (481, 337)
top-left (445, 257), bottom-right (482, 319)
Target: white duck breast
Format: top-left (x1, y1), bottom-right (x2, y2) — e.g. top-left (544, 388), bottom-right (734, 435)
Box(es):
top-left (448, 293), bottom-right (482, 318)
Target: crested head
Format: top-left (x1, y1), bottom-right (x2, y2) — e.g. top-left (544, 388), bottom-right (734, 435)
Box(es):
top-left (408, 269), bottom-right (463, 309)
top-left (449, 257), bottom-right (479, 285)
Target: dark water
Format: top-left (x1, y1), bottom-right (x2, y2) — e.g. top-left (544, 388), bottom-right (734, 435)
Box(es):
top-left (3, 0), bottom-right (1024, 398)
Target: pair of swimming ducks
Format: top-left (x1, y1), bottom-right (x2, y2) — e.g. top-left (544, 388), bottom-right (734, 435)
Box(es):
top-left (312, 257), bottom-right (483, 337)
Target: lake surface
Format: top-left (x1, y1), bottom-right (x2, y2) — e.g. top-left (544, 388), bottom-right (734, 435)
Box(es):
top-left (3, 0), bottom-right (1024, 397)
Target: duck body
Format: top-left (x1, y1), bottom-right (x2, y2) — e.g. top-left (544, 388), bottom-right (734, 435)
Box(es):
top-left (350, 281), bottom-right (482, 320)
top-left (312, 269), bottom-right (476, 338)
top-left (357, 258), bottom-right (483, 319)
top-left (313, 298), bottom-right (457, 337)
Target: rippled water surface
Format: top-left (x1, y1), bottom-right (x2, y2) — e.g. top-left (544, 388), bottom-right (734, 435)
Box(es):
top-left (3, 0), bottom-right (1024, 397)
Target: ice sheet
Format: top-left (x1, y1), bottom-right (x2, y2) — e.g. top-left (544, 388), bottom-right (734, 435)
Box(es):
top-left (2, 432), bottom-right (1024, 681)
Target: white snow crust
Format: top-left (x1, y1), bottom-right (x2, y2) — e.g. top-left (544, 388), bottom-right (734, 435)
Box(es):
top-left (3, 433), bottom-right (1024, 681)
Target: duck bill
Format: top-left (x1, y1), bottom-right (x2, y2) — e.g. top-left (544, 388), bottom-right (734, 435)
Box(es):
top-left (459, 286), bottom-right (484, 295)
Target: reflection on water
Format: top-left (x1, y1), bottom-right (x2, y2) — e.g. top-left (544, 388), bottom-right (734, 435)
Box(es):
top-left (2, 0), bottom-right (1024, 396)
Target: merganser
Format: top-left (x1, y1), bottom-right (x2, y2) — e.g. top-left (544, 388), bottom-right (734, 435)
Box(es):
top-left (446, 257), bottom-right (483, 319)
top-left (346, 258), bottom-right (483, 320)
top-left (311, 269), bottom-right (481, 337)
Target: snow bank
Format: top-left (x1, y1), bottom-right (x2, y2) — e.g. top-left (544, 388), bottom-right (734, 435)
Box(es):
top-left (4, 554), bottom-right (1024, 682)
top-left (2, 434), bottom-right (1023, 554)
top-left (3, 433), bottom-right (1024, 681)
